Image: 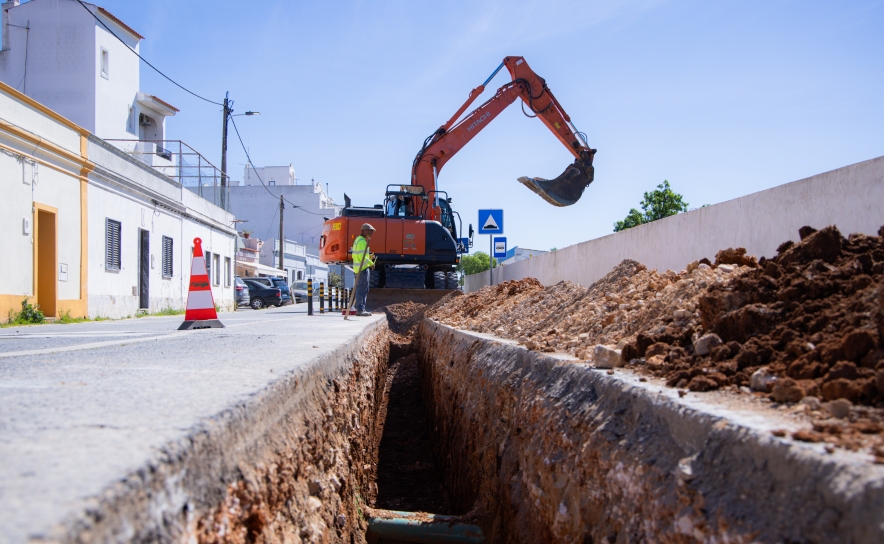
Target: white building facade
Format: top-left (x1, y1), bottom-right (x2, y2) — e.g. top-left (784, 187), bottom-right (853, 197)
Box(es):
top-left (0, 80), bottom-right (234, 319)
top-left (241, 164), bottom-right (296, 187)
top-left (0, 0), bottom-right (176, 143)
top-left (229, 178), bottom-right (340, 255)
top-left (258, 237), bottom-right (329, 286)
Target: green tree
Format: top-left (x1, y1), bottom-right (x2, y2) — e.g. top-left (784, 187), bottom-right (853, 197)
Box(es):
top-left (459, 251), bottom-right (496, 276)
top-left (613, 180), bottom-right (688, 232)
top-left (328, 270), bottom-right (343, 288)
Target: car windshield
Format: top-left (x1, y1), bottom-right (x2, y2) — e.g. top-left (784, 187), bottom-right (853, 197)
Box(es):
top-left (293, 282), bottom-right (308, 290)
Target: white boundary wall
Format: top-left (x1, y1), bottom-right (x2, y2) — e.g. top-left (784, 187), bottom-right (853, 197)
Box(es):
top-left (465, 155), bottom-right (884, 292)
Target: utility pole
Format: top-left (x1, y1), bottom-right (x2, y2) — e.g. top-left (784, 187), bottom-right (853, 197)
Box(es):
top-left (220, 93), bottom-right (259, 212)
top-left (231, 219), bottom-right (248, 311)
top-left (220, 92), bottom-right (231, 211)
top-left (279, 195), bottom-right (285, 271)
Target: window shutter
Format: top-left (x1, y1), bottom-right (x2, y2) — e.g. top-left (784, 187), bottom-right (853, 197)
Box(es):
top-left (106, 219), bottom-right (121, 270)
top-left (162, 236), bottom-right (173, 278)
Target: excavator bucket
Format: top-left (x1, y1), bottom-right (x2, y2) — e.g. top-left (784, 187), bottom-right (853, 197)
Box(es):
top-left (518, 157), bottom-right (595, 207)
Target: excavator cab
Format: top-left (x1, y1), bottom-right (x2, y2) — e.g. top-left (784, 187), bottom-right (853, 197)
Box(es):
top-left (384, 185), bottom-right (425, 218)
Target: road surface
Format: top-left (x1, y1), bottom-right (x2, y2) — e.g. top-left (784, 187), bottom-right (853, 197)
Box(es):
top-left (0, 305), bottom-right (384, 542)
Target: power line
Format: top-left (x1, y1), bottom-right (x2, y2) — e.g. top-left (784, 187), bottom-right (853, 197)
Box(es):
top-left (229, 116), bottom-right (330, 216)
top-left (263, 206), bottom-right (278, 243)
top-left (75, 0), bottom-right (222, 106)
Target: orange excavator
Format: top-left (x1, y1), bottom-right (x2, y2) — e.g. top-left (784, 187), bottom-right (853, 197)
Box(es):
top-left (319, 56), bottom-right (596, 289)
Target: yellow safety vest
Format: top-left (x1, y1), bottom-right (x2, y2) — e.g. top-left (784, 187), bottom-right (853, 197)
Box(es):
top-left (351, 236), bottom-right (374, 273)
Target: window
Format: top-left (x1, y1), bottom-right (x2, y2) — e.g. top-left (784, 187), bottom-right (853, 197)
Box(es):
top-left (213, 254), bottom-right (221, 285)
top-left (269, 180), bottom-right (276, 186)
top-left (105, 219), bottom-right (121, 271)
top-left (127, 106), bottom-right (136, 134)
top-left (162, 236), bottom-right (173, 278)
top-left (297, 270), bottom-right (303, 280)
top-left (224, 257), bottom-right (231, 286)
top-left (205, 251), bottom-right (212, 279)
top-left (100, 47), bottom-right (109, 79)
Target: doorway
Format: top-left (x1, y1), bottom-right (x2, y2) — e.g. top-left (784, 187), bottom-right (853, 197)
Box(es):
top-left (139, 229), bottom-right (150, 310)
top-left (35, 207), bottom-right (57, 317)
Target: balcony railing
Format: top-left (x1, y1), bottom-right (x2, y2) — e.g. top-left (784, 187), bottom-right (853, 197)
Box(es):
top-left (105, 139), bottom-right (231, 211)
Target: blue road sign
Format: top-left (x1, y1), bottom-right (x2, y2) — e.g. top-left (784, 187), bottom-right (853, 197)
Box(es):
top-left (458, 237), bottom-right (470, 253)
top-left (493, 237), bottom-right (507, 259)
top-left (478, 209), bottom-right (504, 234)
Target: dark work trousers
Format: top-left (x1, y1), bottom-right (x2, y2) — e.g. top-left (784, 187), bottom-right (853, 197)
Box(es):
top-left (354, 269), bottom-right (370, 312)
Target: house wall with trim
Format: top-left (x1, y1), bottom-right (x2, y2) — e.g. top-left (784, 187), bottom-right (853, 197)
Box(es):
top-left (0, 80), bottom-right (235, 321)
top-left (87, 137), bottom-right (236, 318)
top-left (0, 80), bottom-right (89, 319)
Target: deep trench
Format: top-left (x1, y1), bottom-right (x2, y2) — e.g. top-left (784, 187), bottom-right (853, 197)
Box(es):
top-left (372, 351), bottom-right (453, 514)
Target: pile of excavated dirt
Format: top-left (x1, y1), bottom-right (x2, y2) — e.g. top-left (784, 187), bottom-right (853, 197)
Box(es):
top-left (429, 226), bottom-right (884, 456)
top-left (428, 259), bottom-right (750, 360)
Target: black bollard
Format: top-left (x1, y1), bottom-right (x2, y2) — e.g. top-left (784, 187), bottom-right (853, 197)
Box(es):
top-left (319, 282), bottom-right (325, 314)
top-left (307, 279), bottom-right (313, 316)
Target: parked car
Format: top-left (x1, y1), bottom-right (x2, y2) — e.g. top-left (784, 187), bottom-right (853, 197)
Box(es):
top-left (242, 279), bottom-right (282, 309)
top-left (234, 276), bottom-right (251, 307)
top-left (291, 281), bottom-right (321, 303)
top-left (246, 277), bottom-right (292, 306)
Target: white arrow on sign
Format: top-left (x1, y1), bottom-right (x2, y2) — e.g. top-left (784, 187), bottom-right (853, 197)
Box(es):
top-left (482, 214), bottom-right (499, 230)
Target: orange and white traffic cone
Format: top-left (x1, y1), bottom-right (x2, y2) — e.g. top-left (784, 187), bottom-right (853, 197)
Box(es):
top-left (179, 237), bottom-right (225, 330)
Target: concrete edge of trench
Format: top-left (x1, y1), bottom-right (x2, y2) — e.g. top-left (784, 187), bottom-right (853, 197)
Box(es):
top-left (44, 317), bottom-right (390, 543)
top-left (417, 318), bottom-right (884, 543)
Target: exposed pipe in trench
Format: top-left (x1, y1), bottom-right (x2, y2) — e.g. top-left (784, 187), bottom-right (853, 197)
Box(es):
top-left (367, 509), bottom-right (485, 543)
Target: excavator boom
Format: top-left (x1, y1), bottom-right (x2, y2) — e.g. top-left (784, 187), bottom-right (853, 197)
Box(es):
top-left (412, 56), bottom-right (596, 213)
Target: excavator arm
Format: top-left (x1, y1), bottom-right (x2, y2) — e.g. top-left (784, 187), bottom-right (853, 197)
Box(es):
top-left (411, 56), bottom-right (597, 214)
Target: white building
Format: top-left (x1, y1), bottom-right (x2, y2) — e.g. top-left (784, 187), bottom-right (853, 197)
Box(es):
top-left (229, 177), bottom-right (340, 255)
top-left (241, 164), bottom-right (296, 187)
top-left (0, 76), bottom-right (234, 320)
top-left (258, 237), bottom-right (329, 286)
top-left (498, 247), bottom-right (548, 266)
top-left (0, 0), bottom-right (176, 143)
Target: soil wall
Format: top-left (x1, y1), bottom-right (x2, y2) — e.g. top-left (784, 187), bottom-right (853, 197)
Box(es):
top-left (466, 154), bottom-right (884, 292)
top-left (57, 320), bottom-right (390, 544)
top-left (418, 318), bottom-right (884, 543)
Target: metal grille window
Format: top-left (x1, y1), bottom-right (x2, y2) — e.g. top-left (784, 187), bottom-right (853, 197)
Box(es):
top-left (162, 236), bottom-right (173, 278)
top-left (224, 257), bottom-right (231, 286)
top-left (205, 251), bottom-right (212, 280)
top-left (213, 254), bottom-right (221, 285)
top-left (105, 219), bottom-right (121, 271)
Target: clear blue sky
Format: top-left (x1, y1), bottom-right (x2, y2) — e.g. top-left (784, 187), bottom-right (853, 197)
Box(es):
top-left (89, 0), bottom-right (883, 251)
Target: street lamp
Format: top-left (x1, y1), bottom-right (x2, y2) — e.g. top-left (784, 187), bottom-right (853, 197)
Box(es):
top-left (220, 90), bottom-right (260, 210)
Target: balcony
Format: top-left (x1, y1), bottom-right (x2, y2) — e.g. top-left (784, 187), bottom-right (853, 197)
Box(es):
top-left (105, 139), bottom-right (230, 211)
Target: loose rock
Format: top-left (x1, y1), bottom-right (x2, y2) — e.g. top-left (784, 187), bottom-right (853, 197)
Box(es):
top-left (593, 345), bottom-right (624, 369)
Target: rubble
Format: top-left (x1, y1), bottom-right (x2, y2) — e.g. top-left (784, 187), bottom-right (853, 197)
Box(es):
top-left (430, 225), bottom-right (884, 455)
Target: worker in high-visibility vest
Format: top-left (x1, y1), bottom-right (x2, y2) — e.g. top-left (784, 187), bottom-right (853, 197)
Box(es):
top-left (351, 223), bottom-right (376, 316)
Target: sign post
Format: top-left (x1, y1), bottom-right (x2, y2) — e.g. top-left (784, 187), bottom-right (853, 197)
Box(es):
top-left (478, 209), bottom-right (504, 287)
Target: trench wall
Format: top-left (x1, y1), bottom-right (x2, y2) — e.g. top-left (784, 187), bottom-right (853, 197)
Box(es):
top-left (53, 320), bottom-right (390, 544)
top-left (418, 318), bottom-right (884, 543)
top-left (466, 155), bottom-right (884, 292)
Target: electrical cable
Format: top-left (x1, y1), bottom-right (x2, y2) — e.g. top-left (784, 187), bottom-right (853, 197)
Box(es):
top-left (262, 206), bottom-right (278, 242)
top-left (229, 116), bottom-right (330, 216)
top-left (75, 0), bottom-right (222, 106)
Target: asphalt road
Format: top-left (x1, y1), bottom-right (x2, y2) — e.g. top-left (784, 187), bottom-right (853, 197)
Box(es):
top-left (0, 304), bottom-right (384, 542)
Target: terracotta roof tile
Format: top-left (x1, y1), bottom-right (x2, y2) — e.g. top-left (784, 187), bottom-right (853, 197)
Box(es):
top-left (147, 95), bottom-right (180, 113)
top-left (97, 6), bottom-right (144, 41)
